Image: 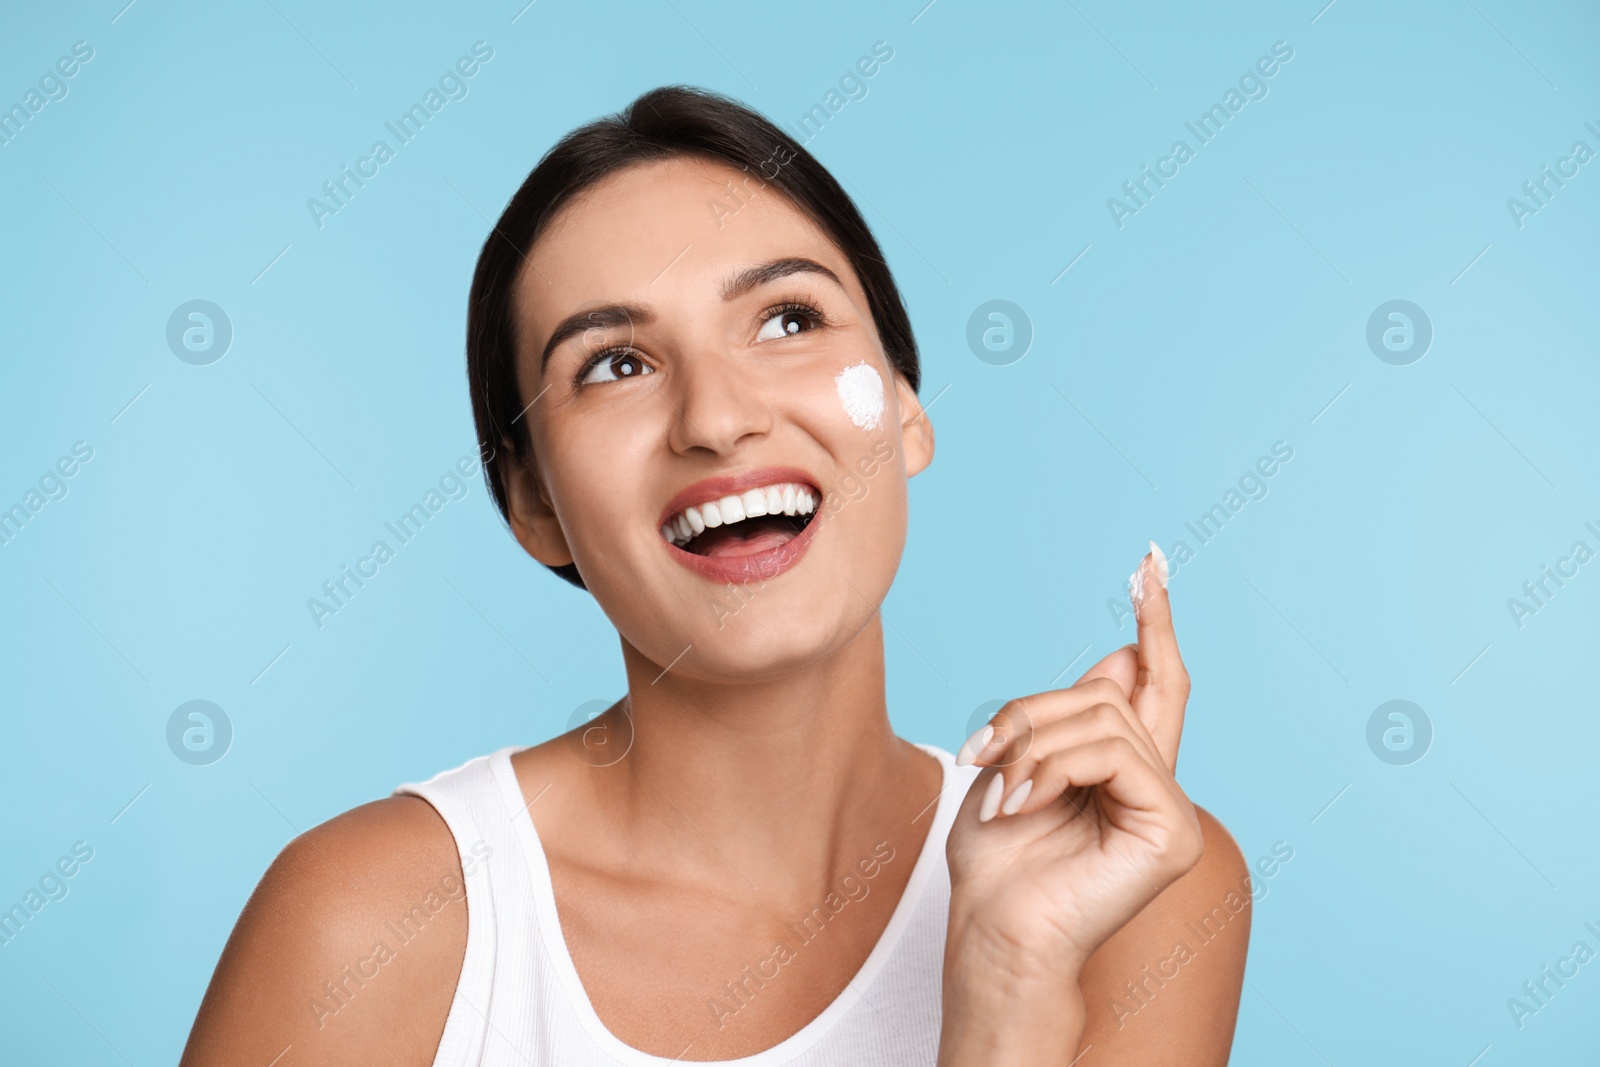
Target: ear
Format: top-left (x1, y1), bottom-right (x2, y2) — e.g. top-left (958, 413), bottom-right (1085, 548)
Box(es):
top-left (499, 436), bottom-right (575, 568)
top-left (892, 372), bottom-right (935, 478)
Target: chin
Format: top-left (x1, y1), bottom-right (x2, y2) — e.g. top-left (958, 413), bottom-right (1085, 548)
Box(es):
top-left (630, 574), bottom-right (883, 686)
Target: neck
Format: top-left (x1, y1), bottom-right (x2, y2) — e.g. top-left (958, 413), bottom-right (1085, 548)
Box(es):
top-left (583, 616), bottom-right (938, 905)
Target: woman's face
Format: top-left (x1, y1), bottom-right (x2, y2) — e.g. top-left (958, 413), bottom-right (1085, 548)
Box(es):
top-left (504, 155), bottom-right (933, 683)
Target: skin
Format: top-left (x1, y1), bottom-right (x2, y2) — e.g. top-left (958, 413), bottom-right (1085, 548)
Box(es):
top-left (180, 156), bottom-right (1248, 1065)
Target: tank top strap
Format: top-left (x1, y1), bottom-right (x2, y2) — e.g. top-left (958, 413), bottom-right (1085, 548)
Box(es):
top-left (395, 746), bottom-right (532, 1065)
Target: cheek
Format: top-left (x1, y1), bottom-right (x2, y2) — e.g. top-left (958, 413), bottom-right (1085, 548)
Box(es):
top-left (832, 362), bottom-right (885, 430)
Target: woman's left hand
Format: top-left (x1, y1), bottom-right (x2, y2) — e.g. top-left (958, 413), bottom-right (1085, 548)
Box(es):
top-left (943, 546), bottom-right (1204, 988)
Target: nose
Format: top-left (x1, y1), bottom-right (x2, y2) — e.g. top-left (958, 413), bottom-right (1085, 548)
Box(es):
top-left (665, 350), bottom-right (772, 459)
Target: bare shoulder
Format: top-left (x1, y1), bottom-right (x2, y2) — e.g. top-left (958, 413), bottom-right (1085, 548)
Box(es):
top-left (180, 794), bottom-right (468, 1067)
top-left (1076, 804), bottom-right (1251, 1064)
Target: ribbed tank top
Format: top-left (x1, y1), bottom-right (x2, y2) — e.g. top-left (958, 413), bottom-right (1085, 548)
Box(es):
top-left (393, 742), bottom-right (980, 1066)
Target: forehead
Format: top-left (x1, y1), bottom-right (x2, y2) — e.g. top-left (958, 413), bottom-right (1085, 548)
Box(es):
top-left (515, 156), bottom-right (854, 342)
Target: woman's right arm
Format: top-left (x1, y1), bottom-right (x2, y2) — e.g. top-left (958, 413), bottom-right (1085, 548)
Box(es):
top-left (179, 796), bottom-right (466, 1067)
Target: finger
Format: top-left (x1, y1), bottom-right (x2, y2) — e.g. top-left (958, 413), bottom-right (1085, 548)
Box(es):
top-left (1127, 542), bottom-right (1189, 770)
top-left (958, 677), bottom-right (1145, 768)
top-left (1071, 644), bottom-right (1138, 700)
top-left (983, 735), bottom-right (1177, 825)
top-left (986, 702), bottom-right (1166, 801)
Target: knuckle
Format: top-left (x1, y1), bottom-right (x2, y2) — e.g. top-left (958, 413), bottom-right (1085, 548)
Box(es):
top-left (1105, 734), bottom-right (1139, 759)
top-left (992, 696), bottom-right (1034, 741)
top-left (1088, 702), bottom-right (1129, 735)
top-left (1081, 677), bottom-right (1121, 701)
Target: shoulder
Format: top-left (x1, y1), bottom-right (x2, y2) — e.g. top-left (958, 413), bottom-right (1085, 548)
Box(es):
top-left (1076, 804), bottom-right (1250, 1062)
top-left (180, 794), bottom-right (467, 1067)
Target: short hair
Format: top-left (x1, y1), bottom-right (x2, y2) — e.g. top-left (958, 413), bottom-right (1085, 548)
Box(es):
top-left (465, 84), bottom-right (920, 590)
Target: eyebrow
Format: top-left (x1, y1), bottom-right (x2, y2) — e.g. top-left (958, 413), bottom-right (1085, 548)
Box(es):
top-left (537, 257), bottom-right (844, 373)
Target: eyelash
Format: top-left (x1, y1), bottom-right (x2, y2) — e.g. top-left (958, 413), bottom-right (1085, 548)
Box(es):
top-left (573, 297), bottom-right (832, 387)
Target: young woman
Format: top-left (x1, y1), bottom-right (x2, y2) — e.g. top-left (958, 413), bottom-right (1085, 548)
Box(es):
top-left (182, 86), bottom-right (1249, 1066)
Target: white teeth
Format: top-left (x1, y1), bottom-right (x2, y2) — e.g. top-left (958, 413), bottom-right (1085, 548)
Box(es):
top-left (660, 480), bottom-right (819, 545)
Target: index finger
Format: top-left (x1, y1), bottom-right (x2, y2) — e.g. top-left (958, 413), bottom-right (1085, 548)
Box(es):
top-left (1128, 541), bottom-right (1189, 770)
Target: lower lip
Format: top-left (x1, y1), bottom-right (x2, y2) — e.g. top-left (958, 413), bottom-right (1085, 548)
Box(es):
top-left (662, 509), bottom-right (823, 585)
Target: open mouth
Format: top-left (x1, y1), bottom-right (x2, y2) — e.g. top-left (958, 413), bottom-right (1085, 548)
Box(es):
top-left (660, 481), bottom-right (819, 558)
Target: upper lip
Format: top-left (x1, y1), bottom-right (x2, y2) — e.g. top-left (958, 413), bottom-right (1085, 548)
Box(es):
top-left (658, 466), bottom-right (822, 529)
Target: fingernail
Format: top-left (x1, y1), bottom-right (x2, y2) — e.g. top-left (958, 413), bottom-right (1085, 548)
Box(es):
top-left (956, 724), bottom-right (993, 767)
top-left (1128, 542), bottom-right (1169, 620)
top-left (1000, 778), bottom-right (1033, 816)
top-left (1148, 540), bottom-right (1169, 589)
top-left (978, 773), bottom-right (1005, 822)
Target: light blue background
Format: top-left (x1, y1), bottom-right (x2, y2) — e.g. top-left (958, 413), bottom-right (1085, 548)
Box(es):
top-left (2, 1), bottom-right (1596, 1063)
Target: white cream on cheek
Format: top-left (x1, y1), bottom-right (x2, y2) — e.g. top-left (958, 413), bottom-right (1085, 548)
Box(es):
top-left (833, 361), bottom-right (885, 430)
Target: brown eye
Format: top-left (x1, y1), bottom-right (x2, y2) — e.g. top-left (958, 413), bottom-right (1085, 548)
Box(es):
top-left (755, 303), bottom-right (823, 342)
top-left (579, 349), bottom-right (654, 385)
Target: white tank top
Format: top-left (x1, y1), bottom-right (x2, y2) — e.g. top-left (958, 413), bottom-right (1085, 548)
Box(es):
top-left (394, 742), bottom-right (979, 1066)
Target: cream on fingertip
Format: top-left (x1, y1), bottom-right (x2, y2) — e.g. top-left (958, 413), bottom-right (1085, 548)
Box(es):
top-left (1127, 541), bottom-right (1170, 621)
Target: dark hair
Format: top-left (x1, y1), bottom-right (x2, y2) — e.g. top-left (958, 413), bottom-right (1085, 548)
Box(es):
top-left (465, 84), bottom-right (920, 590)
